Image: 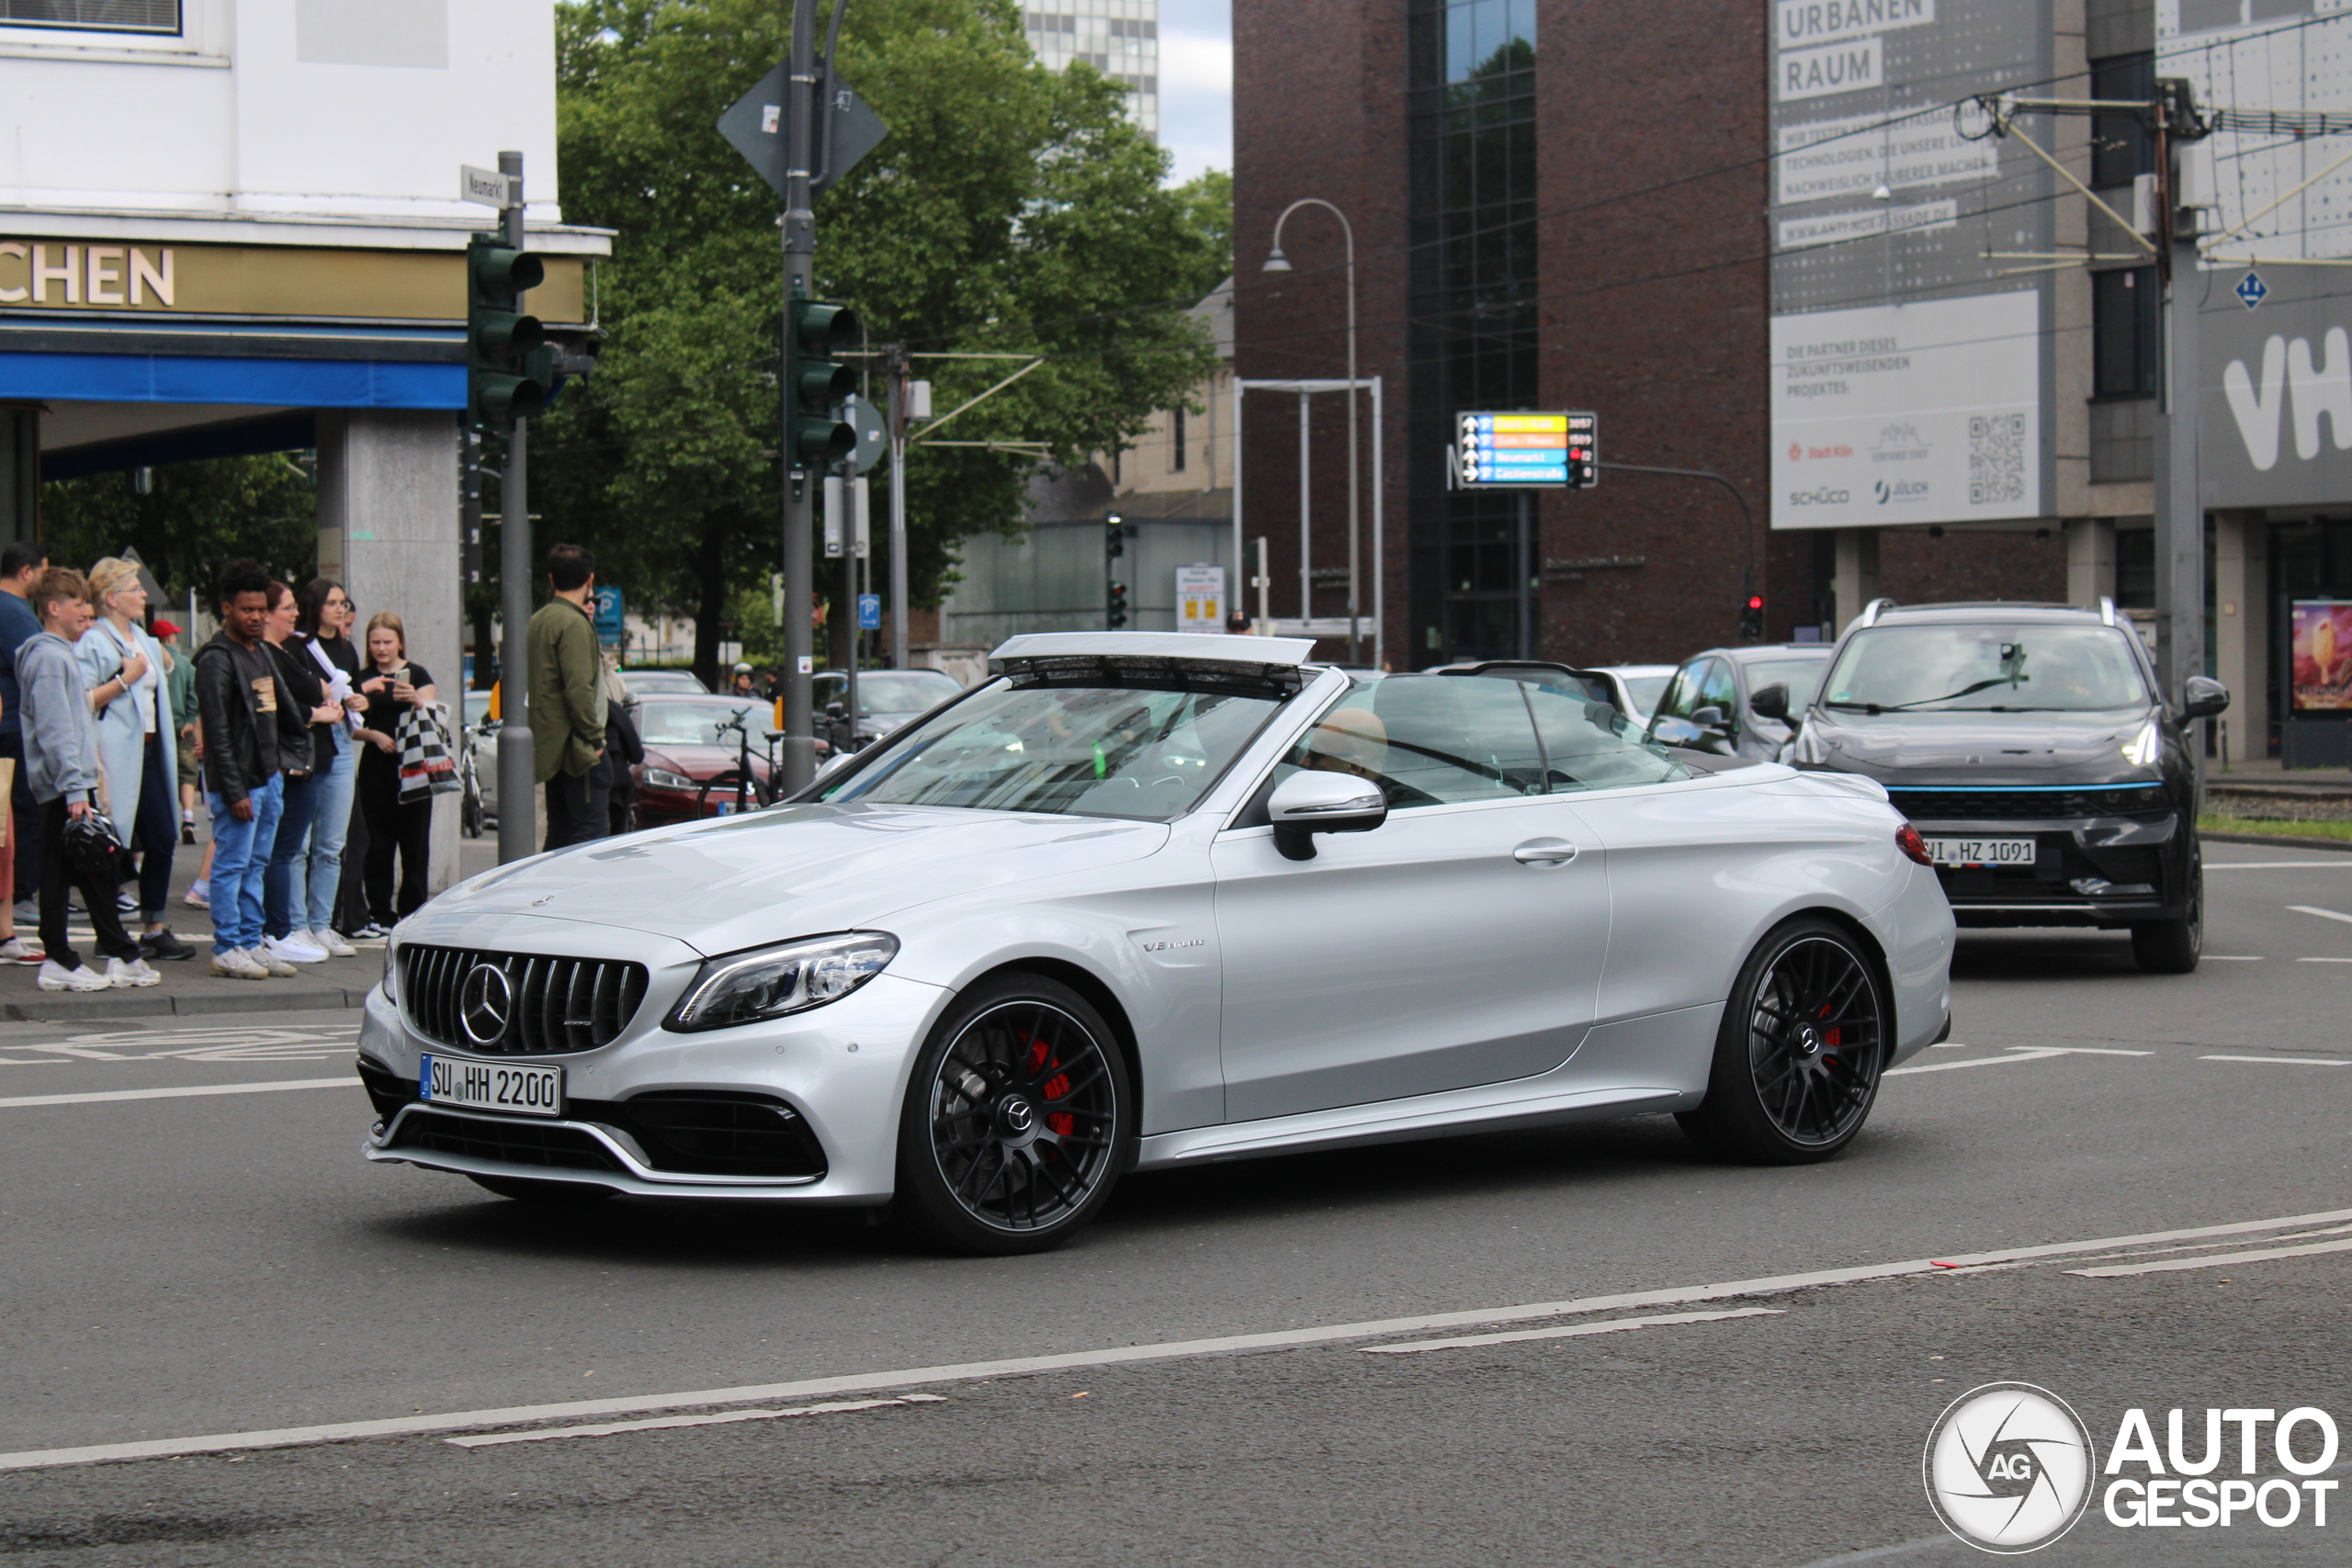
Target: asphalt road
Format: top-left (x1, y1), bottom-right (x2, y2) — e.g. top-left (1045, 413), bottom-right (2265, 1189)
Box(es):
top-left (1, 852), bottom-right (2347, 1564)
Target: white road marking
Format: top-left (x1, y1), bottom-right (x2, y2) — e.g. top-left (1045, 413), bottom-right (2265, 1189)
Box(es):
top-left (0, 1077), bottom-right (352, 1109)
top-left (2069, 1236), bottom-right (2352, 1278)
top-left (1360, 1307), bottom-right (1782, 1356)
top-left (2297, 956), bottom-right (2352, 963)
top-left (2199, 1054), bottom-right (2350, 1066)
top-left (6, 1205), bottom-right (2349, 1472)
top-left (1885, 1045), bottom-right (2150, 1077)
top-left (2202, 954), bottom-right (2264, 961)
top-left (444, 1393), bottom-right (949, 1449)
top-left (2208, 860), bottom-right (2352, 869)
top-left (2290, 904), bottom-right (2352, 925)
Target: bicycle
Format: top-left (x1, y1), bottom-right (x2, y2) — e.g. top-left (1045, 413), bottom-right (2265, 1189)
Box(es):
top-left (458, 725), bottom-right (487, 839)
top-left (693, 713), bottom-right (788, 818)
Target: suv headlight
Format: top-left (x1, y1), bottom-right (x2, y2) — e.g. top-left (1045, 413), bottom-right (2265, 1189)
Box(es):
top-left (664, 932), bottom-right (899, 1032)
top-left (2120, 720), bottom-right (2161, 767)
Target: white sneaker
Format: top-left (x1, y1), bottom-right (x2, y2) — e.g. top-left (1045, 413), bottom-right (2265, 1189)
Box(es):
top-left (262, 932), bottom-right (329, 964)
top-left (210, 948), bottom-right (269, 980)
top-left (37, 958), bottom-right (113, 993)
top-left (304, 927), bottom-right (358, 959)
top-left (105, 956), bottom-right (162, 988)
top-left (0, 936), bottom-right (45, 964)
top-left (257, 947), bottom-right (299, 977)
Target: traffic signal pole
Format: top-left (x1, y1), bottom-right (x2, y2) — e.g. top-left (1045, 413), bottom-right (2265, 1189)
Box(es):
top-left (886, 344), bottom-right (909, 672)
top-left (776, 0), bottom-right (820, 795)
top-left (494, 149), bottom-right (537, 864)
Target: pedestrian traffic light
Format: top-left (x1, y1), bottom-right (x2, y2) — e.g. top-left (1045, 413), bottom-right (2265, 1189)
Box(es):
top-left (466, 233), bottom-right (554, 429)
top-left (1105, 512), bottom-right (1126, 558)
top-left (1103, 513), bottom-right (1135, 628)
top-left (786, 299), bottom-right (859, 468)
top-left (1107, 579), bottom-right (1130, 629)
top-left (1739, 593), bottom-right (1765, 642)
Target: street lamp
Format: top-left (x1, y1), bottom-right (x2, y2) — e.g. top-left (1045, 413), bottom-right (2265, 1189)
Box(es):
top-left (1262, 198), bottom-right (1360, 664)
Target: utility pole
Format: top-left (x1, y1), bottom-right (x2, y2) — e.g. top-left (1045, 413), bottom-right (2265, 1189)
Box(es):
top-left (775, 0), bottom-right (820, 794)
top-left (2151, 77), bottom-right (2206, 739)
top-left (886, 343), bottom-right (910, 671)
top-left (494, 149), bottom-right (536, 863)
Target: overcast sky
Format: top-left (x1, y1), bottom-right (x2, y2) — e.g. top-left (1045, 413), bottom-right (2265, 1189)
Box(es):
top-left (1158, 0), bottom-right (1231, 183)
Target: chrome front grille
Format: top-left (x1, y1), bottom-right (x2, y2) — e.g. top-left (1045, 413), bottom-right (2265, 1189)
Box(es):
top-left (399, 945), bottom-right (650, 1055)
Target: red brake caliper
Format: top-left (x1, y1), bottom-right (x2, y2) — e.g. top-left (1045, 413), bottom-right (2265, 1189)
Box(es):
top-left (1024, 1035), bottom-right (1073, 1135)
top-left (1818, 1003), bottom-right (1842, 1058)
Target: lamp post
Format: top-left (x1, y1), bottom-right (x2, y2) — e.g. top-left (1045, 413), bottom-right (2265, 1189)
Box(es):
top-left (1262, 198), bottom-right (1360, 663)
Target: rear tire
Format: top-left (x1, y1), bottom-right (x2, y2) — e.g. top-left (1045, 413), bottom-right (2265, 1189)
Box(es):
top-left (2132, 866), bottom-right (2201, 974)
top-left (466, 1173), bottom-right (619, 1204)
top-left (1678, 916), bottom-right (1889, 1165)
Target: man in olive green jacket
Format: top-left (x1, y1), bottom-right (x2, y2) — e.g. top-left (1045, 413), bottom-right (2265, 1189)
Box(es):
top-left (528, 543), bottom-right (609, 849)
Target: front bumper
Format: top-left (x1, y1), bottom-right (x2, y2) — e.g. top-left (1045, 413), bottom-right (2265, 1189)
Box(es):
top-left (356, 966), bottom-right (952, 1204)
top-left (1915, 811), bottom-right (2189, 928)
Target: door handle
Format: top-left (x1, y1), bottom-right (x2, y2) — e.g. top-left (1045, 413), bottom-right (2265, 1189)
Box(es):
top-left (1512, 839), bottom-right (1578, 865)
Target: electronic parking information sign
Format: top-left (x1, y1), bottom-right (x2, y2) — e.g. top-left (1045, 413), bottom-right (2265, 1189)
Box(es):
top-left (1455, 412), bottom-right (1596, 489)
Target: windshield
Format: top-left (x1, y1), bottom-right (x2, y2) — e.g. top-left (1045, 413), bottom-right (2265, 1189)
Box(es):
top-left (637, 699), bottom-right (765, 747)
top-left (820, 679), bottom-right (1283, 821)
top-left (1745, 657), bottom-right (1830, 710)
top-left (1620, 673), bottom-right (1671, 713)
top-left (1821, 625), bottom-right (2152, 713)
top-left (853, 671), bottom-right (961, 716)
top-left (624, 671), bottom-right (709, 694)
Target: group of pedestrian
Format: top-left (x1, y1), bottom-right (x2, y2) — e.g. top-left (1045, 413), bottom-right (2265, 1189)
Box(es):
top-left (0, 547), bottom-right (444, 991)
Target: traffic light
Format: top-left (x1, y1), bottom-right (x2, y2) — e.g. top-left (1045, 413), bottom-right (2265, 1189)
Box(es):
top-left (466, 234), bottom-right (554, 429)
top-left (1107, 578), bottom-right (1130, 629)
top-left (786, 298), bottom-right (860, 468)
top-left (1104, 513), bottom-right (1134, 628)
top-left (1739, 593), bottom-right (1765, 642)
top-left (1566, 412), bottom-right (1599, 489)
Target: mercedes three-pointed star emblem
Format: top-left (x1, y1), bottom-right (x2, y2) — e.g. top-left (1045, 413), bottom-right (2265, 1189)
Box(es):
top-left (458, 962), bottom-right (514, 1045)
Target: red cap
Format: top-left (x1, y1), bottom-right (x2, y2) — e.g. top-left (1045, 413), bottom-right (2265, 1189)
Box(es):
top-left (151, 619), bottom-right (182, 637)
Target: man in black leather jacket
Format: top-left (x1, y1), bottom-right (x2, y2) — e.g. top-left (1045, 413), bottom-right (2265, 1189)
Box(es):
top-left (194, 559), bottom-right (288, 980)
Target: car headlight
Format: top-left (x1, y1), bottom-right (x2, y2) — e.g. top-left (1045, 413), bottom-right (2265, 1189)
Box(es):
top-left (641, 767), bottom-right (695, 791)
top-left (381, 940), bottom-right (400, 1003)
top-left (2120, 720), bottom-right (2161, 767)
top-left (663, 931), bottom-right (899, 1032)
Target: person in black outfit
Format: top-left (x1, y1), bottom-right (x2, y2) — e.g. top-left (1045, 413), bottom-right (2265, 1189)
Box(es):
top-left (350, 611), bottom-right (436, 932)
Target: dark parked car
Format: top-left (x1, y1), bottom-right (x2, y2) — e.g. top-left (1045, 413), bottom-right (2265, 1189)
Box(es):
top-left (1645, 644), bottom-right (1836, 762)
top-left (1787, 599), bottom-right (2228, 973)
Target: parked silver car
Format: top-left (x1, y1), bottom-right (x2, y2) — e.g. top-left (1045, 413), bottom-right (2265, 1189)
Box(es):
top-left (359, 632), bottom-right (1955, 1254)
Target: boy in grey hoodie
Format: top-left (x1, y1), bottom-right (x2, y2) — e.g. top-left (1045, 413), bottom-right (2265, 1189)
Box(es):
top-left (19, 568), bottom-right (154, 992)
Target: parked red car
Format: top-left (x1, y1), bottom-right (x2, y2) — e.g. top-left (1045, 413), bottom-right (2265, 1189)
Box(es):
top-left (627, 694), bottom-right (811, 827)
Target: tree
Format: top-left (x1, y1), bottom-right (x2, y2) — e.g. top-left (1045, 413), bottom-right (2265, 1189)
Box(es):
top-left (537, 0), bottom-right (1220, 683)
top-left (40, 456), bottom-right (318, 606)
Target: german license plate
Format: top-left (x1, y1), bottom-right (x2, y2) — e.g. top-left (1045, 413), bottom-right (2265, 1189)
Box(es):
top-left (420, 1054), bottom-right (563, 1117)
top-left (1924, 837), bottom-right (2036, 868)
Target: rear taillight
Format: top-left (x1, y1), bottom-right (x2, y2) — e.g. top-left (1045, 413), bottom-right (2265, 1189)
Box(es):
top-left (1895, 823), bottom-right (1934, 867)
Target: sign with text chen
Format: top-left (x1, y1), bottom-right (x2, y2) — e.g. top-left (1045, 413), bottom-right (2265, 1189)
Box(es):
top-left (1454, 412), bottom-right (1593, 488)
top-left (1770, 291), bottom-right (2041, 530)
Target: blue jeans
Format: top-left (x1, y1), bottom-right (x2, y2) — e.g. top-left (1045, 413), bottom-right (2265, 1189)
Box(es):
top-left (207, 774), bottom-right (284, 955)
top-left (305, 731), bottom-right (357, 932)
top-left (264, 770), bottom-right (319, 942)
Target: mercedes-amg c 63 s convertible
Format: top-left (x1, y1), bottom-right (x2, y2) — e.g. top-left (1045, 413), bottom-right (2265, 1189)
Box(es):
top-left (358, 632), bottom-right (1955, 1253)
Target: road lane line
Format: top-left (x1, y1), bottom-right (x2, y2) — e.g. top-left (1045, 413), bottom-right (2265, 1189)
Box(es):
top-left (444, 1393), bottom-right (949, 1448)
top-left (1360, 1307), bottom-right (1782, 1356)
top-left (0, 1077), bottom-right (352, 1109)
top-left (2199, 1054), bottom-right (2350, 1066)
top-left (1885, 1045), bottom-right (2150, 1077)
top-left (2068, 1236), bottom-right (2352, 1278)
top-left (2290, 905), bottom-right (2352, 925)
top-left (2202, 955), bottom-right (2264, 960)
top-left (2297, 956), bottom-right (2352, 963)
top-left (2208, 861), bottom-right (2352, 869)
top-left (7, 1204), bottom-right (2351, 1472)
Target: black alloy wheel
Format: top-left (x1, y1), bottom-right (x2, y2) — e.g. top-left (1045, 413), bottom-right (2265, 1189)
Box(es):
top-left (1678, 917), bottom-right (1889, 1164)
top-left (2131, 859), bottom-right (2202, 975)
top-left (895, 975), bottom-right (1133, 1255)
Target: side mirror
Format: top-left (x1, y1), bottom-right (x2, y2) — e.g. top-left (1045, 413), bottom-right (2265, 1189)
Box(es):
top-left (1749, 682), bottom-right (1792, 724)
top-left (1267, 770), bottom-right (1387, 862)
top-left (1689, 705), bottom-right (1729, 732)
top-left (2182, 675), bottom-right (2231, 721)
top-left (825, 701), bottom-right (846, 720)
top-left (815, 749), bottom-right (855, 778)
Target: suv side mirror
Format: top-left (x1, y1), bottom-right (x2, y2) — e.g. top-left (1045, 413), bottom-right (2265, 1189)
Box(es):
top-left (1749, 682), bottom-right (1792, 724)
top-left (1267, 770), bottom-right (1388, 862)
top-left (2182, 675), bottom-right (2231, 721)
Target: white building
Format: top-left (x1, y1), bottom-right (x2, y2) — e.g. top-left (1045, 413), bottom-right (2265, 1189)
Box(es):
top-left (1022, 3), bottom-right (1159, 138)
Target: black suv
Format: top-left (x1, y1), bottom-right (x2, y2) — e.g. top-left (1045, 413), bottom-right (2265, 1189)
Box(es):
top-left (1787, 600), bottom-right (2229, 973)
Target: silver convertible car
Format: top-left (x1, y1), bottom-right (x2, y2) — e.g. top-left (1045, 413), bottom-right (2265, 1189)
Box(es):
top-left (357, 632), bottom-right (1955, 1254)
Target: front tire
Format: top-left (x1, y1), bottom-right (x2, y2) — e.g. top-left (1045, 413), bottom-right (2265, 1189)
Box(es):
top-left (2132, 862), bottom-right (2201, 974)
top-left (1678, 916), bottom-right (1889, 1164)
top-left (894, 975), bottom-right (1134, 1256)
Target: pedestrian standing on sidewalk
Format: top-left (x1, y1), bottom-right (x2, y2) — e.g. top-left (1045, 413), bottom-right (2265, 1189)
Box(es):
top-left (351, 611), bottom-right (435, 931)
top-left (77, 558), bottom-right (193, 962)
top-left (195, 558), bottom-right (292, 980)
top-left (293, 579), bottom-right (361, 956)
top-left (159, 617), bottom-right (200, 846)
top-left (0, 541), bottom-right (49, 964)
top-left (19, 567), bottom-right (157, 992)
top-left (530, 543), bottom-right (609, 850)
top-left (259, 581), bottom-right (344, 968)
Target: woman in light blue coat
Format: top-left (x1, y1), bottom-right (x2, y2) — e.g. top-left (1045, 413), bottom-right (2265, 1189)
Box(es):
top-left (77, 558), bottom-right (191, 960)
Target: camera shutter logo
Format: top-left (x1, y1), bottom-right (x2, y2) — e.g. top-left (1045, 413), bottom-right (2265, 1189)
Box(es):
top-left (459, 963), bottom-right (514, 1046)
top-left (1923, 1382), bottom-right (2097, 1553)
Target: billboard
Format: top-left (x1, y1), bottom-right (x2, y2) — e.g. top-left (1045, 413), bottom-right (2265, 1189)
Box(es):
top-left (1769, 0), bottom-right (2053, 530)
top-left (2290, 600), bottom-right (2352, 713)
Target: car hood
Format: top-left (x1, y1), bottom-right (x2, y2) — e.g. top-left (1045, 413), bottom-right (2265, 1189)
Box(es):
top-left (1795, 706), bottom-right (2156, 787)
top-left (425, 802), bottom-right (1170, 955)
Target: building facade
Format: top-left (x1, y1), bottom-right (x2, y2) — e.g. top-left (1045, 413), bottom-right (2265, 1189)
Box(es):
top-left (1023, 3), bottom-right (1162, 137)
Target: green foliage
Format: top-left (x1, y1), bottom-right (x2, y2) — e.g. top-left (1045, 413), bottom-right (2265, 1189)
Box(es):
top-left (1169, 168), bottom-right (1233, 298)
top-left (40, 456), bottom-right (317, 604)
top-left (536, 0), bottom-right (1221, 681)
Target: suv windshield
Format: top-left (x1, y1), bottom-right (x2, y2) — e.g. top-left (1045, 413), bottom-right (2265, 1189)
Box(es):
top-left (1821, 625), bottom-right (2152, 713)
top-left (819, 679), bottom-right (1284, 821)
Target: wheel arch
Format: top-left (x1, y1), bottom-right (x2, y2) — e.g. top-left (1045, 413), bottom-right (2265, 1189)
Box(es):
top-left (967, 957), bottom-right (1145, 1130)
top-left (1781, 904), bottom-right (1900, 1053)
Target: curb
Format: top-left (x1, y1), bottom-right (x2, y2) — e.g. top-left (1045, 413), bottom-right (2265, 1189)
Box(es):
top-left (0, 987), bottom-right (369, 1025)
top-left (2200, 829), bottom-right (2352, 853)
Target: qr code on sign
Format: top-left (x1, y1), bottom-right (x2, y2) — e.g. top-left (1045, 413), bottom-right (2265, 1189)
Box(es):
top-left (1968, 414), bottom-right (2027, 505)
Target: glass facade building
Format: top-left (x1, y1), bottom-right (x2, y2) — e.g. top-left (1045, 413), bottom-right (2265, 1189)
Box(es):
top-left (1023, 3), bottom-right (1160, 139)
top-left (1406, 0), bottom-right (1537, 662)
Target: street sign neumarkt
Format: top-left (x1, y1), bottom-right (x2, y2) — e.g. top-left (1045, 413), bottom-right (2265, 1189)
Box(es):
top-left (459, 164), bottom-right (519, 209)
top-left (718, 60), bottom-right (890, 201)
top-left (1454, 412), bottom-right (1596, 488)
